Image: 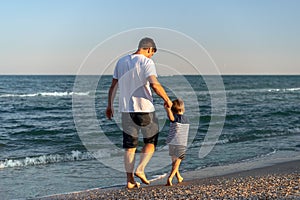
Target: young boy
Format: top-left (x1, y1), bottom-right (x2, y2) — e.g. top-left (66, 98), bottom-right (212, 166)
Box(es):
top-left (164, 98), bottom-right (189, 186)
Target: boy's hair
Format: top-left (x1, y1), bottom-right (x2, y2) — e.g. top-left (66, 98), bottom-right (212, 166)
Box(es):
top-left (171, 98), bottom-right (185, 114)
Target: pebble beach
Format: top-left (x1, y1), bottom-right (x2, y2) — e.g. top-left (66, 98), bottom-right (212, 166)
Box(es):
top-left (37, 160), bottom-right (300, 200)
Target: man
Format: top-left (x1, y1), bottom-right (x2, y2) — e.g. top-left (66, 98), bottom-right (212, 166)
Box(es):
top-left (106, 37), bottom-right (172, 189)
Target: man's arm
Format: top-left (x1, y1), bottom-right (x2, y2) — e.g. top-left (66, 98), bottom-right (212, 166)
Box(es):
top-left (106, 78), bottom-right (118, 120)
top-left (148, 75), bottom-right (172, 108)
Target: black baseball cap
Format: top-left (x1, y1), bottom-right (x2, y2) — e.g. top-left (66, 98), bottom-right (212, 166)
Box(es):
top-left (138, 37), bottom-right (157, 52)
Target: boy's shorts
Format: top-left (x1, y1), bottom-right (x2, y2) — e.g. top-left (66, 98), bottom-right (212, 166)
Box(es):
top-left (122, 112), bottom-right (159, 148)
top-left (169, 144), bottom-right (186, 159)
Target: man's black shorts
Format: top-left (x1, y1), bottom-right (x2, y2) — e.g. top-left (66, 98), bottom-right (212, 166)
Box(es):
top-left (122, 112), bottom-right (159, 148)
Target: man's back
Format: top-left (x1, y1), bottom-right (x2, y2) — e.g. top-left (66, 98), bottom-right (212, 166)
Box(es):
top-left (114, 54), bottom-right (157, 112)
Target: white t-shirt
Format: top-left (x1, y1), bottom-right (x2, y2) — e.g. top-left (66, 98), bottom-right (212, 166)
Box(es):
top-left (113, 54), bottom-right (157, 112)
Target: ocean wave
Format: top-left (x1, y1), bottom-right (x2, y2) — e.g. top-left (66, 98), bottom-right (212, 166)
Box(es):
top-left (267, 88), bottom-right (300, 92)
top-left (2, 87), bottom-right (298, 98)
top-left (225, 87), bottom-right (300, 94)
top-left (190, 129), bottom-right (297, 148)
top-left (226, 129), bottom-right (298, 144)
top-left (0, 150), bottom-right (95, 169)
top-left (238, 148), bottom-right (277, 163)
top-left (0, 91), bottom-right (91, 98)
top-left (189, 139), bottom-right (230, 148)
top-left (288, 128), bottom-right (300, 134)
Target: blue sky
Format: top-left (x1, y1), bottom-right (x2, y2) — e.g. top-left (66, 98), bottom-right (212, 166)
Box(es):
top-left (1, 0), bottom-right (299, 74)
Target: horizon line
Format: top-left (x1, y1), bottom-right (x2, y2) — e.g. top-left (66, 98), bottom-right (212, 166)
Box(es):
top-left (0, 73), bottom-right (299, 76)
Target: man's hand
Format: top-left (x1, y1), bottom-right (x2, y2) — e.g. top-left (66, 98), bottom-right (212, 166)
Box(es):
top-left (164, 99), bottom-right (172, 108)
top-left (164, 100), bottom-right (174, 121)
top-left (106, 106), bottom-right (114, 120)
top-left (106, 78), bottom-right (118, 120)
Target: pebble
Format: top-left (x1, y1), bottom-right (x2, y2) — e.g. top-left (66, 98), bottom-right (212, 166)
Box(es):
top-left (38, 172), bottom-right (299, 200)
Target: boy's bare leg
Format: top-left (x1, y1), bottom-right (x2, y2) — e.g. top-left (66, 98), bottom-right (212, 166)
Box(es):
top-left (176, 170), bottom-right (184, 183)
top-left (124, 148), bottom-right (140, 189)
top-left (166, 157), bottom-right (182, 186)
top-left (135, 143), bottom-right (154, 185)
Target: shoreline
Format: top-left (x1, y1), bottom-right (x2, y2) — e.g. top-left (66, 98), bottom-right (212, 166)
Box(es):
top-left (36, 158), bottom-right (300, 200)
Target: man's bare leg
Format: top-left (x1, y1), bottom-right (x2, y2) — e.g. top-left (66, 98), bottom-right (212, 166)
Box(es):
top-left (135, 143), bottom-right (154, 185)
top-left (124, 148), bottom-right (140, 189)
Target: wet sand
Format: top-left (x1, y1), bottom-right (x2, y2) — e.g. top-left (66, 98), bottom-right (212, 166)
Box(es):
top-left (36, 160), bottom-right (300, 200)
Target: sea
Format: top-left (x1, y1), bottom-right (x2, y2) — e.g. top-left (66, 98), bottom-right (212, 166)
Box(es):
top-left (0, 75), bottom-right (299, 199)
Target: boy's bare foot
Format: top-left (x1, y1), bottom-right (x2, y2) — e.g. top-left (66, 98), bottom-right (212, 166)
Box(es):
top-left (127, 181), bottom-right (140, 189)
top-left (177, 176), bottom-right (183, 183)
top-left (134, 172), bottom-right (150, 185)
top-left (165, 177), bottom-right (173, 186)
top-left (176, 173), bottom-right (183, 183)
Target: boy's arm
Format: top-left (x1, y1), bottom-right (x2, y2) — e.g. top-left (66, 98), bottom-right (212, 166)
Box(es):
top-left (164, 103), bottom-right (175, 122)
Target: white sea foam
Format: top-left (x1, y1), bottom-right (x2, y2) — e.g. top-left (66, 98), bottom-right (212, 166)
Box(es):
top-left (0, 91), bottom-right (91, 98)
top-left (149, 173), bottom-right (167, 182)
top-left (288, 127), bottom-right (300, 134)
top-left (0, 150), bottom-right (95, 169)
top-left (9, 87), bottom-right (292, 99)
top-left (268, 87), bottom-right (300, 92)
top-left (224, 87), bottom-right (300, 95)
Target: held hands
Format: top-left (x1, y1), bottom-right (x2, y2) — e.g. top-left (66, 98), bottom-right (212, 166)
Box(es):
top-left (164, 99), bottom-right (174, 121)
top-left (164, 99), bottom-right (172, 109)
